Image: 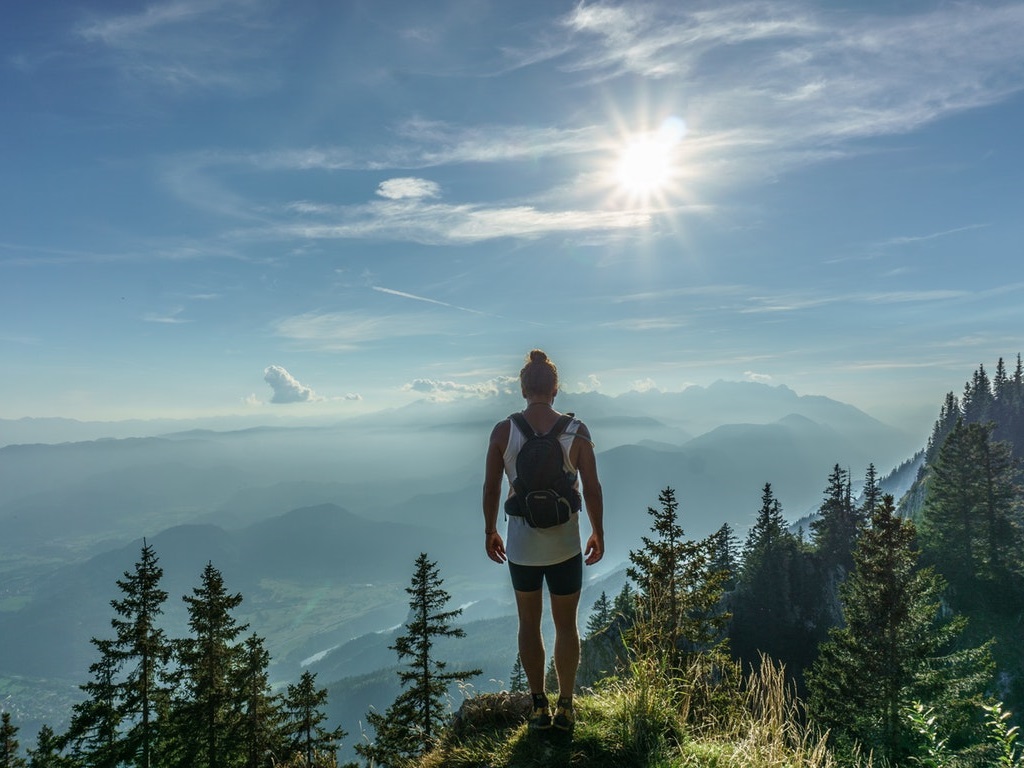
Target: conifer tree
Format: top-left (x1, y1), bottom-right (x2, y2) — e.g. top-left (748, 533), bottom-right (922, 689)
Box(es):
top-left (1, 713), bottom-right (27, 768)
top-left (584, 591), bottom-right (612, 637)
top-left (62, 639), bottom-right (123, 768)
top-left (860, 463), bottom-right (882, 518)
top-left (710, 522), bottom-right (740, 591)
top-left (810, 464), bottom-right (862, 575)
top-left (356, 553), bottom-right (479, 767)
top-left (170, 562), bottom-right (248, 768)
top-left (807, 495), bottom-right (993, 764)
top-left (627, 487), bottom-right (730, 670)
top-left (282, 671), bottom-right (346, 768)
top-left (26, 725), bottom-right (68, 768)
top-left (612, 582), bottom-right (636, 626)
top-left (509, 655), bottom-right (527, 693)
top-left (109, 539), bottom-right (170, 768)
top-left (919, 419), bottom-right (1021, 600)
top-left (236, 633), bottom-right (285, 768)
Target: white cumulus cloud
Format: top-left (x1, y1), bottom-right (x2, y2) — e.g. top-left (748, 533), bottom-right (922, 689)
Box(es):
top-left (403, 375), bottom-right (518, 401)
top-left (263, 365), bottom-right (321, 404)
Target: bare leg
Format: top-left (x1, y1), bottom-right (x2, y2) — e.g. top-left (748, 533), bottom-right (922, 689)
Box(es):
top-left (514, 589), bottom-right (546, 694)
top-left (550, 590), bottom-right (581, 698)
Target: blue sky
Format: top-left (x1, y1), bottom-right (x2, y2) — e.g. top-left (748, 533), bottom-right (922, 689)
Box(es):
top-left (2, 0), bottom-right (1023, 437)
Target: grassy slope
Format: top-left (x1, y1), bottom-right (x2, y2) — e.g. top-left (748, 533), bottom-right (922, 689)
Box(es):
top-left (417, 660), bottom-right (842, 768)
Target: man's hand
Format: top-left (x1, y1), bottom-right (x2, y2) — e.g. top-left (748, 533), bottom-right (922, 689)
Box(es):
top-left (485, 531), bottom-right (507, 564)
top-left (584, 532), bottom-right (604, 565)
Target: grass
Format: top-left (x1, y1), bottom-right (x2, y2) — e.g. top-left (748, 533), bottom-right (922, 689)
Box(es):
top-left (418, 655), bottom-right (846, 768)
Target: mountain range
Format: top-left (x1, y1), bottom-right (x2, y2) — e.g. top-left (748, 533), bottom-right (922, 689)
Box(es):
top-left (0, 381), bottom-right (926, 738)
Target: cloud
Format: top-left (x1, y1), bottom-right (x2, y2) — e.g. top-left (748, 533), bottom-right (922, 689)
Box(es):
top-left (75, 0), bottom-right (282, 93)
top-left (272, 310), bottom-right (458, 351)
top-left (628, 377), bottom-right (659, 393)
top-left (744, 371), bottom-right (773, 384)
top-left (403, 376), bottom-right (519, 401)
top-left (559, 2), bottom-right (1024, 176)
top-left (376, 178), bottom-right (441, 200)
top-left (573, 374), bottom-right (602, 393)
top-left (263, 365), bottom-right (321, 404)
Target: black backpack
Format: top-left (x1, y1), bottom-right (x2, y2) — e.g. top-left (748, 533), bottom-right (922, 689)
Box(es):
top-left (504, 412), bottom-right (582, 529)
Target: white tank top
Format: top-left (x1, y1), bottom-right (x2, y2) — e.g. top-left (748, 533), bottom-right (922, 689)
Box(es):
top-left (502, 414), bottom-right (586, 566)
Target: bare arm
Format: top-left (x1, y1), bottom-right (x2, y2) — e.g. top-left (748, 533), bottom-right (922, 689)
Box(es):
top-left (482, 421), bottom-right (508, 564)
top-left (574, 424), bottom-right (604, 565)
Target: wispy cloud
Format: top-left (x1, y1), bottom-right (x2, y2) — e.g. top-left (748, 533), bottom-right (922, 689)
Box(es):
top-left (75, 0), bottom-right (282, 92)
top-left (271, 310), bottom-right (459, 351)
top-left (560, 2), bottom-right (1024, 174)
top-left (873, 223), bottom-right (992, 249)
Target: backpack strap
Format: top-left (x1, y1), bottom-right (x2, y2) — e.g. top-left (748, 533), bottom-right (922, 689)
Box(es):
top-left (508, 412), bottom-right (535, 437)
top-left (508, 412), bottom-right (576, 438)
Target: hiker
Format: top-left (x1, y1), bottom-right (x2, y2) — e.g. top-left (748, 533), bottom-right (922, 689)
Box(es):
top-left (482, 349), bottom-right (605, 733)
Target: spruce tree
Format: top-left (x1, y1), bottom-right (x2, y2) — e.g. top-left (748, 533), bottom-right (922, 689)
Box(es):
top-left (584, 591), bottom-right (612, 637)
top-left (920, 419), bottom-right (1022, 600)
top-left (733, 483), bottom-right (802, 665)
top-left (62, 639), bottom-right (123, 768)
top-left (170, 562), bottom-right (248, 768)
top-left (509, 655), bottom-right (527, 693)
top-left (627, 487), bottom-right (730, 670)
top-left (810, 464), bottom-right (862, 575)
top-left (236, 633), bottom-right (285, 768)
top-left (1, 713), bottom-right (27, 768)
top-left (807, 495), bottom-right (993, 764)
top-left (860, 463), bottom-right (882, 518)
top-left (26, 725), bottom-right (68, 768)
top-left (282, 671), bottom-right (345, 768)
top-left (109, 539), bottom-right (170, 768)
top-left (356, 553), bottom-right (480, 767)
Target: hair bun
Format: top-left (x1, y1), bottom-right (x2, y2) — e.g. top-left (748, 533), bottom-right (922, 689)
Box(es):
top-left (529, 349), bottom-right (548, 363)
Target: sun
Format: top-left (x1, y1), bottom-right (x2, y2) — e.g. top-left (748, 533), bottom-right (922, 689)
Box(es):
top-left (609, 117), bottom-right (687, 206)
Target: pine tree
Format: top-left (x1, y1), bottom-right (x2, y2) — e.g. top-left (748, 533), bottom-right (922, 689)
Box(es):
top-left (860, 463), bottom-right (882, 518)
top-left (612, 582), bottom-right (636, 625)
top-left (356, 553), bottom-right (480, 767)
top-left (170, 562), bottom-right (248, 768)
top-left (1, 713), bottom-right (27, 768)
top-left (62, 639), bottom-right (123, 768)
top-left (810, 464), bottom-right (862, 575)
top-left (26, 725), bottom-right (68, 768)
top-left (627, 487), bottom-right (730, 670)
top-left (509, 655), bottom-right (527, 693)
top-left (236, 634), bottom-right (285, 768)
top-left (807, 495), bottom-right (993, 763)
top-left (282, 671), bottom-right (346, 768)
top-left (109, 539), bottom-right (170, 768)
top-left (584, 591), bottom-right (612, 637)
top-left (710, 523), bottom-right (740, 591)
top-left (920, 419), bottom-right (1022, 601)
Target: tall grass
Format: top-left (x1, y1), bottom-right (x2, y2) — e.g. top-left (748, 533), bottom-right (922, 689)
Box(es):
top-left (421, 652), bottom-right (853, 768)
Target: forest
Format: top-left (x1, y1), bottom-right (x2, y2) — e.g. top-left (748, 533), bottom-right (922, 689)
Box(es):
top-left (2, 357), bottom-right (1024, 768)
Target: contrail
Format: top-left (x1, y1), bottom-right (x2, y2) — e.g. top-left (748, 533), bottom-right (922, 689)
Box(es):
top-left (372, 285), bottom-right (544, 325)
top-left (372, 285), bottom-right (488, 315)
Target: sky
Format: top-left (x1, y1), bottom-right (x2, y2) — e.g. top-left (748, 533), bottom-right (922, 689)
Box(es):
top-left (2, 0), bottom-right (1023, 438)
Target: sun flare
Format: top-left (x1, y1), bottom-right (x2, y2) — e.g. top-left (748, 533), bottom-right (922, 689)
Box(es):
top-left (610, 117), bottom-right (687, 205)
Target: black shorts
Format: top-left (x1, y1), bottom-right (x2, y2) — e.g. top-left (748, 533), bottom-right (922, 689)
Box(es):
top-left (508, 553), bottom-right (583, 596)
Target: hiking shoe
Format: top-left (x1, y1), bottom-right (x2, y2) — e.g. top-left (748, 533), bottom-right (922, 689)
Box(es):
top-left (528, 703), bottom-right (552, 731)
top-left (553, 699), bottom-right (575, 732)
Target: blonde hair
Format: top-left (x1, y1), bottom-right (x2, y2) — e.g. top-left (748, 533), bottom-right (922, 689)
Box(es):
top-left (520, 349), bottom-right (558, 397)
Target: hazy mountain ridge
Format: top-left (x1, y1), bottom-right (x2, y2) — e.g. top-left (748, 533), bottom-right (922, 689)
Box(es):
top-left (0, 381), bottom-right (924, 741)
